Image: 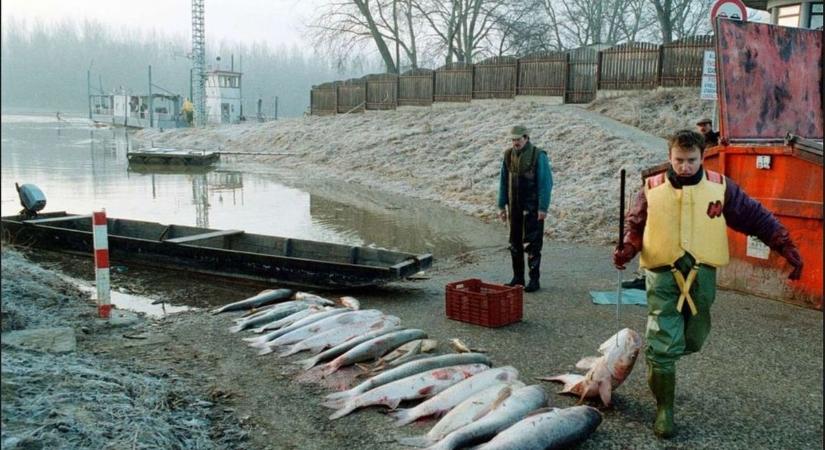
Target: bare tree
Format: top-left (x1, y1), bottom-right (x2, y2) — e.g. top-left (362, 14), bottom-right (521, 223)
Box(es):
top-left (310, 0), bottom-right (426, 72)
top-left (649, 0), bottom-right (710, 43)
top-left (413, 0), bottom-right (507, 64)
top-left (542, 0), bottom-right (655, 48)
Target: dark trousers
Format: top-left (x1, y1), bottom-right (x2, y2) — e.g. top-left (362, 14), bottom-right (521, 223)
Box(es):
top-left (508, 208), bottom-right (544, 282)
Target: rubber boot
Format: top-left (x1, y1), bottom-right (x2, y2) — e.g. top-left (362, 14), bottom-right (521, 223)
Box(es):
top-left (648, 367), bottom-right (676, 438)
top-left (506, 247), bottom-right (525, 287)
top-left (525, 254), bottom-right (541, 292)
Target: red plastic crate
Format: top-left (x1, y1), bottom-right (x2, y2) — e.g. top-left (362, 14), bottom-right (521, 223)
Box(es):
top-left (445, 279), bottom-right (523, 328)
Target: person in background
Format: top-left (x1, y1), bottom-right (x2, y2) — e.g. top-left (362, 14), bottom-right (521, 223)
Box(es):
top-left (182, 98), bottom-right (194, 126)
top-left (613, 129), bottom-right (803, 439)
top-left (696, 118), bottom-right (719, 148)
top-left (497, 125), bottom-right (553, 293)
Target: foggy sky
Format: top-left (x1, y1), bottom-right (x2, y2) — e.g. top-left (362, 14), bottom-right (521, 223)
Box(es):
top-left (2, 0), bottom-right (319, 49)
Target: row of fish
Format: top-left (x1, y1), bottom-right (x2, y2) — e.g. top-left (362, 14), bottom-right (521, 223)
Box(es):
top-left (213, 289), bottom-right (642, 449)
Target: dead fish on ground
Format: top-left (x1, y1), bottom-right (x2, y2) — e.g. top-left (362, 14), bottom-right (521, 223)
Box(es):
top-left (255, 309), bottom-right (385, 354)
top-left (450, 338), bottom-right (487, 353)
top-left (297, 326), bottom-right (403, 370)
top-left (425, 384), bottom-right (549, 450)
top-left (211, 288), bottom-right (295, 314)
top-left (228, 300), bottom-right (330, 333)
top-left (397, 381), bottom-right (525, 448)
top-left (279, 315), bottom-right (401, 357)
top-left (244, 308), bottom-right (350, 347)
top-left (389, 366), bottom-right (519, 426)
top-left (322, 329), bottom-right (428, 375)
top-left (323, 353), bottom-right (492, 409)
top-left (475, 405), bottom-right (603, 450)
top-left (328, 363), bottom-right (490, 420)
top-left (536, 328), bottom-right (642, 406)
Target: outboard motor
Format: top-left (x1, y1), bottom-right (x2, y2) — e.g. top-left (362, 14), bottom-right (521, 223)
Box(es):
top-left (15, 183), bottom-right (46, 218)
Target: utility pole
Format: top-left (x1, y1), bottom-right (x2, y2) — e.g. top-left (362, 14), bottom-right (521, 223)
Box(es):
top-left (148, 65), bottom-right (154, 128)
top-left (192, 0), bottom-right (207, 127)
top-left (87, 69), bottom-right (92, 120)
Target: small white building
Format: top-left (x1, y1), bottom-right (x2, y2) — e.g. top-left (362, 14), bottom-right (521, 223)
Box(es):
top-left (205, 70), bottom-right (242, 124)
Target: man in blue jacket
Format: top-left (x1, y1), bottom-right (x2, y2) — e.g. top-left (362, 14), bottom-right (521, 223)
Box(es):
top-left (498, 125), bottom-right (553, 292)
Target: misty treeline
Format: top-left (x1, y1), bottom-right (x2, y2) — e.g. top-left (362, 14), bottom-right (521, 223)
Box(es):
top-left (0, 17), bottom-right (376, 117)
top-left (310, 0), bottom-right (712, 72)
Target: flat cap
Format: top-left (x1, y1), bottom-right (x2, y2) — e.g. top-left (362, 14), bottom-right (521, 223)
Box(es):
top-left (510, 125), bottom-right (529, 138)
top-left (696, 118), bottom-right (712, 125)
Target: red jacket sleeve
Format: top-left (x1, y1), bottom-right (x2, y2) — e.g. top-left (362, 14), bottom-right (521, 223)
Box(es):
top-left (723, 176), bottom-right (788, 249)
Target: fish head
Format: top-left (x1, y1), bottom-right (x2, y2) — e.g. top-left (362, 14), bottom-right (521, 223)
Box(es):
top-left (603, 329), bottom-right (643, 384)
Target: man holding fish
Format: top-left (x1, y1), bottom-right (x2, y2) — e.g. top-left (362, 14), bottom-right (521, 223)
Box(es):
top-left (613, 129), bottom-right (804, 438)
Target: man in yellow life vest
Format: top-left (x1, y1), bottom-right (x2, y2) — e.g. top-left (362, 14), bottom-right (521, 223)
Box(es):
top-left (612, 130), bottom-right (803, 439)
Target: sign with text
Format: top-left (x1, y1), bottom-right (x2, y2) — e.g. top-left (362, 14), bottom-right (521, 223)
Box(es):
top-left (700, 50), bottom-right (717, 100)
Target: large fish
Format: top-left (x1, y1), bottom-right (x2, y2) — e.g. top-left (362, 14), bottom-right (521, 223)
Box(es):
top-left (323, 353), bottom-right (493, 409)
top-left (475, 405), bottom-right (603, 450)
top-left (279, 315), bottom-right (401, 357)
top-left (390, 366), bottom-right (519, 427)
top-left (297, 326), bottom-right (404, 370)
top-left (537, 328), bottom-right (642, 406)
top-left (397, 381), bottom-right (525, 448)
top-left (228, 300), bottom-right (329, 333)
top-left (256, 309), bottom-right (385, 354)
top-left (211, 288), bottom-right (295, 314)
top-left (322, 329), bottom-right (428, 375)
top-left (328, 363), bottom-right (490, 420)
top-left (250, 306), bottom-right (325, 334)
top-left (425, 385), bottom-right (549, 450)
top-left (244, 308), bottom-right (352, 348)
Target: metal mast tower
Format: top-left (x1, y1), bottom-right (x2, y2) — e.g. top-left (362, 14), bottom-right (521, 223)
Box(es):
top-left (191, 0), bottom-right (206, 127)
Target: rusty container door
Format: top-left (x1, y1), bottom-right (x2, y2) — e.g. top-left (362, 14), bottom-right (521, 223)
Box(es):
top-left (706, 20), bottom-right (823, 310)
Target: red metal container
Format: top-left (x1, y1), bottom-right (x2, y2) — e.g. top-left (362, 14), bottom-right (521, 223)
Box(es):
top-left (706, 20), bottom-right (823, 310)
top-left (704, 145), bottom-right (823, 310)
top-left (445, 279), bottom-right (523, 328)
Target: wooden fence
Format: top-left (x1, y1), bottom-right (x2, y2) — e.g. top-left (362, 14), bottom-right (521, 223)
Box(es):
top-left (434, 63), bottom-right (473, 102)
top-left (310, 36), bottom-right (714, 114)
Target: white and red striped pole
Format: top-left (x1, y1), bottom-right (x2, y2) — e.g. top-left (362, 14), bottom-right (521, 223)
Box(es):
top-left (92, 210), bottom-right (112, 319)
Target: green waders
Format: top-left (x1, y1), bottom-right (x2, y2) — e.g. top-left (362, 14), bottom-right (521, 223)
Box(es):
top-left (645, 252), bottom-right (716, 438)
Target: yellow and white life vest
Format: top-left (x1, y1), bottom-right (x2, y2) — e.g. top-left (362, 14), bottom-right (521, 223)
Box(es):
top-left (640, 170), bottom-right (729, 269)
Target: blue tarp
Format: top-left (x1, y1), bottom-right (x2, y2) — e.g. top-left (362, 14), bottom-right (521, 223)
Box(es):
top-left (590, 289), bottom-right (647, 306)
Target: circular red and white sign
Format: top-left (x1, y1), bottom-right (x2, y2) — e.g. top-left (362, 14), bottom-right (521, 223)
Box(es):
top-left (710, 0), bottom-right (748, 27)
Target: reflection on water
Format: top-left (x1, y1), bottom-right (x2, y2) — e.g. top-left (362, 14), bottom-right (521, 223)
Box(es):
top-left (1, 113), bottom-right (499, 261)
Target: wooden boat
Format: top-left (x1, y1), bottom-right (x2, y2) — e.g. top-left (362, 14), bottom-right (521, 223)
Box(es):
top-left (1, 212), bottom-right (433, 289)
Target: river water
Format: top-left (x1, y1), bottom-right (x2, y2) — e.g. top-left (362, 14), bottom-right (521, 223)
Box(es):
top-left (1, 112), bottom-right (500, 260)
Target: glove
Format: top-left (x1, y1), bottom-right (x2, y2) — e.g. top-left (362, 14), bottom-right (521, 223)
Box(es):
top-left (612, 243), bottom-right (638, 270)
top-left (780, 243), bottom-right (803, 280)
top-left (769, 229), bottom-right (803, 280)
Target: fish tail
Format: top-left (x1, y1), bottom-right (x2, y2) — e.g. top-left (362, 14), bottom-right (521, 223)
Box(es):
top-left (388, 408), bottom-right (416, 427)
top-left (322, 362), bottom-right (341, 377)
top-left (278, 345), bottom-right (301, 357)
top-left (257, 346), bottom-right (275, 356)
top-left (299, 356), bottom-right (320, 370)
top-left (328, 403), bottom-right (357, 420)
top-left (228, 324), bottom-right (244, 333)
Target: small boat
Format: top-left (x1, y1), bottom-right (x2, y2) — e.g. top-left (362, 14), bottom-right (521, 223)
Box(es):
top-left (127, 147), bottom-right (220, 166)
top-left (1, 212), bottom-right (433, 289)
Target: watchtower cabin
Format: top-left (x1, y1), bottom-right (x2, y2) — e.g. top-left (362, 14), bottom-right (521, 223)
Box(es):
top-left (205, 70), bottom-right (242, 124)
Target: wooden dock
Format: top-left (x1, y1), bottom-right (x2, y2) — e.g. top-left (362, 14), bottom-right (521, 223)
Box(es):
top-left (127, 148), bottom-right (220, 166)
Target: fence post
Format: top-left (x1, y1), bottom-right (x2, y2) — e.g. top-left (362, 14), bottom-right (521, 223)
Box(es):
top-left (334, 81), bottom-right (339, 115)
top-left (657, 44), bottom-right (665, 87)
top-left (92, 210), bottom-right (112, 319)
top-left (596, 51), bottom-right (603, 90)
top-left (563, 52), bottom-right (571, 104)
